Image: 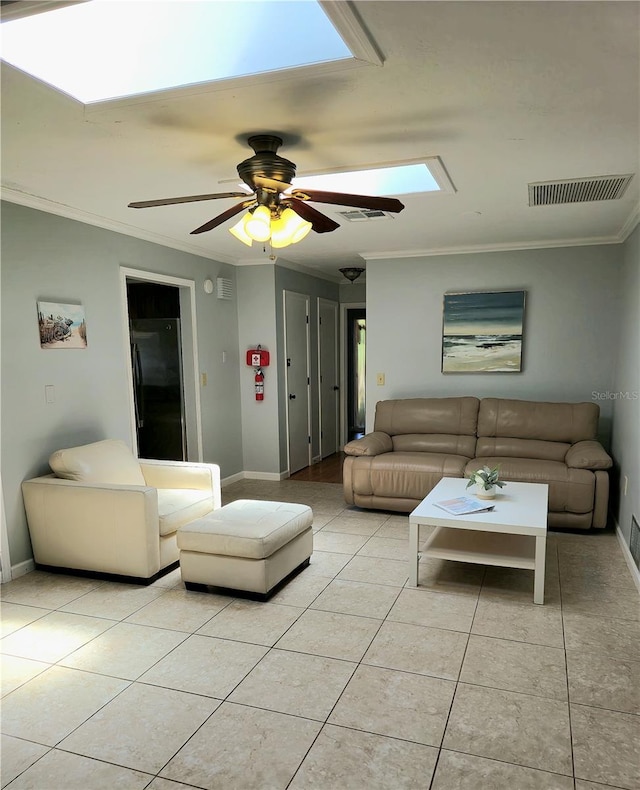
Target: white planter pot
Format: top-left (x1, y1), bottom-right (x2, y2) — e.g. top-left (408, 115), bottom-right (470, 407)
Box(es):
top-left (476, 483), bottom-right (496, 500)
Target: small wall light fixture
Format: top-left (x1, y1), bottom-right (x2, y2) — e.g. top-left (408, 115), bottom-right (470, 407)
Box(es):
top-left (339, 266), bottom-right (365, 283)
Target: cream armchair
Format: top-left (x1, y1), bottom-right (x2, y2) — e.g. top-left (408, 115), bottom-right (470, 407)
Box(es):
top-left (22, 439), bottom-right (221, 583)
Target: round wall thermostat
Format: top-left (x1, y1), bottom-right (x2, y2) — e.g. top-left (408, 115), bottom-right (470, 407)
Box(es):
top-left (203, 279), bottom-right (214, 294)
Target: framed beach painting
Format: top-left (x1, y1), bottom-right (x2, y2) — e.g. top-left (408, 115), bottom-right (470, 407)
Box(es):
top-left (37, 301), bottom-right (87, 349)
top-left (442, 290), bottom-right (525, 373)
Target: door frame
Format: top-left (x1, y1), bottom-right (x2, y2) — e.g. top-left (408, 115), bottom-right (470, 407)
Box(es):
top-left (0, 476), bottom-right (11, 583)
top-left (283, 290), bottom-right (311, 474)
top-left (317, 297), bottom-right (339, 459)
top-left (120, 267), bottom-right (203, 461)
top-left (340, 301), bottom-right (366, 447)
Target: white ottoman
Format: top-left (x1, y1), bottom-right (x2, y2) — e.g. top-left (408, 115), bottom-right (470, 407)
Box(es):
top-left (177, 499), bottom-right (313, 599)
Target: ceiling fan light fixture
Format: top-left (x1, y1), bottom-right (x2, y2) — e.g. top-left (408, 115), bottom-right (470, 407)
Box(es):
top-left (244, 205), bottom-right (272, 242)
top-left (339, 266), bottom-right (365, 283)
top-left (229, 216), bottom-right (253, 246)
top-left (281, 208), bottom-right (313, 244)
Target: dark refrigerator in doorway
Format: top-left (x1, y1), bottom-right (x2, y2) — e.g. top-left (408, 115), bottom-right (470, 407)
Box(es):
top-left (130, 318), bottom-right (187, 461)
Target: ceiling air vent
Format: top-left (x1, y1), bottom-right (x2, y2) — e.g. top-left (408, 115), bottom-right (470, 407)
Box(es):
top-left (529, 174), bottom-right (633, 207)
top-left (336, 209), bottom-right (396, 222)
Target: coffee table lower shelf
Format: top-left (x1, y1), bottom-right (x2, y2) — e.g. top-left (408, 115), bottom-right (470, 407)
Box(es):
top-left (422, 526), bottom-right (537, 569)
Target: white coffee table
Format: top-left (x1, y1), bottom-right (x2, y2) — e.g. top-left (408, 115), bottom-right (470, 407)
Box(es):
top-left (409, 477), bottom-right (549, 604)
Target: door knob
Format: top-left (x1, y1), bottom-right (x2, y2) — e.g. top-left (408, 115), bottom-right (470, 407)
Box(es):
top-left (289, 394), bottom-right (296, 399)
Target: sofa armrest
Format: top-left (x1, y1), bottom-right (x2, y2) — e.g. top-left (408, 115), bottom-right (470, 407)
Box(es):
top-left (344, 432), bottom-right (393, 457)
top-left (139, 460), bottom-right (222, 509)
top-left (565, 441), bottom-right (612, 470)
top-left (21, 476), bottom-right (160, 577)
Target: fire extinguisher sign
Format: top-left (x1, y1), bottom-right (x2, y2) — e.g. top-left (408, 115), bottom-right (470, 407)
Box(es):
top-left (251, 353), bottom-right (261, 366)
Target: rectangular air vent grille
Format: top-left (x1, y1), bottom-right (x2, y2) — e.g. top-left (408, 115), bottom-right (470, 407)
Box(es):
top-left (216, 277), bottom-right (233, 300)
top-left (336, 209), bottom-right (396, 222)
top-left (528, 174), bottom-right (634, 206)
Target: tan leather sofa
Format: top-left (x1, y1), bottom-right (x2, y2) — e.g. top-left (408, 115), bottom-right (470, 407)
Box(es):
top-left (22, 439), bottom-right (221, 582)
top-left (343, 397), bottom-right (612, 529)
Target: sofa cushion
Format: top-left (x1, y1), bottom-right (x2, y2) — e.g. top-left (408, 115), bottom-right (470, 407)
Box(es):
top-left (393, 433), bottom-right (476, 457)
top-left (374, 397), bottom-right (479, 437)
top-left (344, 431), bottom-right (393, 457)
top-left (565, 441), bottom-right (613, 470)
top-left (478, 399), bottom-right (598, 443)
top-left (49, 440), bottom-right (146, 486)
top-left (351, 452), bottom-right (467, 501)
top-left (469, 456), bottom-right (595, 514)
top-left (476, 437), bottom-right (570, 462)
top-left (157, 489), bottom-right (214, 536)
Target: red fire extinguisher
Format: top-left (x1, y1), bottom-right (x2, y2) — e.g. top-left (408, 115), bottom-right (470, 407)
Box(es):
top-left (255, 368), bottom-right (264, 401)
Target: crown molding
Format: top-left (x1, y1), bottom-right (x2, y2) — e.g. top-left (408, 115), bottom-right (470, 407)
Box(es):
top-left (1, 187), bottom-right (237, 265)
top-left (234, 254), bottom-right (341, 283)
top-left (361, 235), bottom-right (624, 261)
top-left (618, 202), bottom-right (640, 241)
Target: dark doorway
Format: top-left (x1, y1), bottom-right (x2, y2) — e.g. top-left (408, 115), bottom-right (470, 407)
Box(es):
top-left (127, 281), bottom-right (187, 461)
top-left (346, 308), bottom-right (366, 441)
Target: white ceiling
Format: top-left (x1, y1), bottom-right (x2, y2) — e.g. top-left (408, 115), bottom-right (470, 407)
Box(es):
top-left (2, 1), bottom-right (639, 281)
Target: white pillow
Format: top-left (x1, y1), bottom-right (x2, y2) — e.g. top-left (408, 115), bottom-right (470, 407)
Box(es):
top-left (49, 440), bottom-right (146, 485)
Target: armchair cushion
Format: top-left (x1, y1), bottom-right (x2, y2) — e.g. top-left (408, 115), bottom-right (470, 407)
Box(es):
top-left (49, 439), bottom-right (145, 485)
top-left (157, 489), bottom-right (215, 536)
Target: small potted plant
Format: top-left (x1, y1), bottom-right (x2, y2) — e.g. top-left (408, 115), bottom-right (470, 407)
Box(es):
top-left (466, 465), bottom-right (506, 500)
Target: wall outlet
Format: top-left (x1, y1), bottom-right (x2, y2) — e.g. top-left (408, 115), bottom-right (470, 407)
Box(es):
top-left (201, 372), bottom-right (208, 387)
top-left (376, 372), bottom-right (385, 386)
top-left (45, 385), bottom-right (55, 404)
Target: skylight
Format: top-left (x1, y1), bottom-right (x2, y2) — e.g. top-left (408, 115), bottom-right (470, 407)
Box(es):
top-left (0, 0), bottom-right (352, 104)
top-left (292, 163), bottom-right (443, 196)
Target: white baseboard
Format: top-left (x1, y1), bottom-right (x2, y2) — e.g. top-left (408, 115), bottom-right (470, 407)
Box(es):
top-left (615, 522), bottom-right (640, 594)
top-left (243, 470), bottom-right (289, 481)
top-left (11, 558), bottom-right (35, 580)
top-left (221, 470), bottom-right (290, 485)
top-left (220, 472), bottom-right (245, 487)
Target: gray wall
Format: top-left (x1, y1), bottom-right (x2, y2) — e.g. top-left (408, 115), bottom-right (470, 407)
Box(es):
top-left (611, 225), bottom-right (640, 543)
top-left (1, 201), bottom-right (243, 567)
top-left (339, 281), bottom-right (366, 303)
top-left (236, 265), bottom-right (280, 475)
top-left (365, 245), bottom-right (623, 446)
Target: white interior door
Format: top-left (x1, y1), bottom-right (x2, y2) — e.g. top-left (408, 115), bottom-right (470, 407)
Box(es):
top-left (284, 291), bottom-right (311, 474)
top-left (318, 298), bottom-right (339, 458)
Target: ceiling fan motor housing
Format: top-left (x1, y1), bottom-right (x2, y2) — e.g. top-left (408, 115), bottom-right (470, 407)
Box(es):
top-left (237, 135), bottom-right (297, 191)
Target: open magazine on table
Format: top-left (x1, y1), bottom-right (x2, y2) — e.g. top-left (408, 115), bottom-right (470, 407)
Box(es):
top-left (433, 496), bottom-right (495, 516)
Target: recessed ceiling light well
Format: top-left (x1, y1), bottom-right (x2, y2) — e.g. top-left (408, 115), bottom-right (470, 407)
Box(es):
top-left (0, 0), bottom-right (353, 104)
top-left (288, 158), bottom-right (456, 198)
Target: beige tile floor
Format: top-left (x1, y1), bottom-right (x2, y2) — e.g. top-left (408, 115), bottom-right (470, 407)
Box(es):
top-left (1, 479), bottom-right (639, 790)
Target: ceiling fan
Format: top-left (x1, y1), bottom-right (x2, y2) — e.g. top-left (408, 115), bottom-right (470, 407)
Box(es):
top-left (128, 134), bottom-right (405, 248)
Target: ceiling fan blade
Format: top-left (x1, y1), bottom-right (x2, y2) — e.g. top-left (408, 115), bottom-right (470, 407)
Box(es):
top-left (253, 175), bottom-right (292, 193)
top-left (190, 200), bottom-right (255, 235)
top-left (129, 191), bottom-right (249, 209)
top-left (286, 198), bottom-right (340, 234)
top-left (290, 188), bottom-right (405, 213)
